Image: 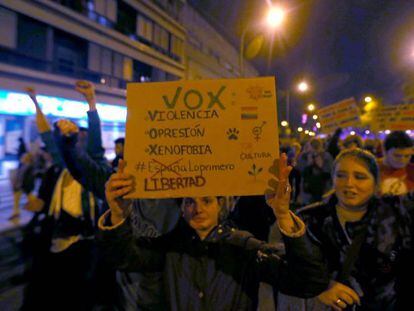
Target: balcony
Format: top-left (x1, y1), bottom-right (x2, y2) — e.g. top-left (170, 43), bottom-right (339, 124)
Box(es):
top-left (0, 47), bottom-right (128, 89)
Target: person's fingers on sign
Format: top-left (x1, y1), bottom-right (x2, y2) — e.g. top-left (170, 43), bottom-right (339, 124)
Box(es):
top-left (56, 119), bottom-right (79, 137)
top-left (105, 159), bottom-right (134, 224)
top-left (317, 281), bottom-right (361, 311)
top-left (265, 153), bottom-right (293, 217)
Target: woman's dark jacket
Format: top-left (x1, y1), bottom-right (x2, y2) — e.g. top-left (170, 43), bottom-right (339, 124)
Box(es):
top-left (297, 193), bottom-right (414, 310)
top-left (99, 216), bottom-right (329, 311)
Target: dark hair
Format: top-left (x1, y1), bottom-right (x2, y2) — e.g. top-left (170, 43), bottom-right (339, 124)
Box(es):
top-left (114, 137), bottom-right (125, 145)
top-left (384, 131), bottom-right (413, 151)
top-left (310, 138), bottom-right (322, 150)
top-left (333, 148), bottom-right (379, 184)
top-left (343, 135), bottom-right (363, 149)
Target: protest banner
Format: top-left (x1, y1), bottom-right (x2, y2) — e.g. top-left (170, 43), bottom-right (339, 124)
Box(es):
top-left (317, 98), bottom-right (361, 133)
top-left (371, 103), bottom-right (414, 131)
top-left (124, 77), bottom-right (279, 198)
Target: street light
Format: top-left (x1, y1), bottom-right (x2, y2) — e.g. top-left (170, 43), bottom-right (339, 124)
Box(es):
top-left (297, 127), bottom-right (303, 132)
top-left (239, 6), bottom-right (286, 77)
top-left (364, 96), bottom-right (372, 103)
top-left (312, 114), bottom-right (318, 120)
top-left (284, 80), bottom-right (311, 128)
top-left (281, 120), bottom-right (289, 127)
top-left (307, 103), bottom-right (316, 112)
top-left (266, 7), bottom-right (285, 29)
top-left (297, 81), bottom-right (309, 93)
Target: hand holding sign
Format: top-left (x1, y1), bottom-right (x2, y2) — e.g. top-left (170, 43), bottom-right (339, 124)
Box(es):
top-left (265, 153), bottom-right (292, 216)
top-left (265, 153), bottom-right (300, 234)
top-left (105, 160), bottom-right (134, 225)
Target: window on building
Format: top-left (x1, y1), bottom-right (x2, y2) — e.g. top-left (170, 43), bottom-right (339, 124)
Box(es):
top-left (17, 15), bottom-right (48, 60)
top-left (16, 15), bottom-right (48, 70)
top-left (123, 57), bottom-right (133, 81)
top-left (133, 59), bottom-right (152, 82)
top-left (116, 1), bottom-right (136, 37)
top-left (153, 24), bottom-right (169, 52)
top-left (51, 0), bottom-right (87, 14)
top-left (54, 29), bottom-right (87, 75)
top-left (94, 0), bottom-right (117, 24)
top-left (170, 35), bottom-right (183, 60)
top-left (113, 53), bottom-right (123, 78)
top-left (137, 15), bottom-right (153, 43)
top-left (0, 7), bottom-right (17, 49)
top-left (100, 47), bottom-right (112, 75)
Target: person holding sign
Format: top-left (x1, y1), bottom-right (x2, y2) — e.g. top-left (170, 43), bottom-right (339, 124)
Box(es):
top-left (98, 154), bottom-right (329, 309)
top-left (283, 148), bottom-right (414, 310)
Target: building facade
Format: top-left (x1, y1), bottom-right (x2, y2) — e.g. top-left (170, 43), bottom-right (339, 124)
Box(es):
top-left (0, 0), bottom-right (256, 164)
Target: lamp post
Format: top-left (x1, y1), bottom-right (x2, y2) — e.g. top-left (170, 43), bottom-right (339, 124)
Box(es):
top-left (284, 80), bottom-right (310, 126)
top-left (239, 6), bottom-right (285, 77)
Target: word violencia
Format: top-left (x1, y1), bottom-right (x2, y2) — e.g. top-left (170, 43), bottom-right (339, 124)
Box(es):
top-left (144, 175), bottom-right (206, 191)
top-left (147, 109), bottom-right (220, 122)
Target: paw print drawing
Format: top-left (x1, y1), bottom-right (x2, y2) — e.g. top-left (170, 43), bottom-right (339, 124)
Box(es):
top-left (227, 128), bottom-right (240, 140)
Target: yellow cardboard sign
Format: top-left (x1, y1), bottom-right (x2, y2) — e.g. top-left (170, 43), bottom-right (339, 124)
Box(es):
top-left (372, 103), bottom-right (414, 131)
top-left (317, 98), bottom-right (361, 133)
top-left (124, 77), bottom-right (279, 198)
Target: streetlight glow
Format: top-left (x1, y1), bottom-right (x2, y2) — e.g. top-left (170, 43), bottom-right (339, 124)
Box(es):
top-left (297, 81), bottom-right (309, 93)
top-left (297, 127), bottom-right (303, 132)
top-left (350, 131), bottom-right (356, 135)
top-left (307, 103), bottom-right (316, 112)
top-left (281, 120), bottom-right (288, 127)
top-left (365, 130), bottom-right (370, 135)
top-left (364, 96), bottom-right (372, 103)
top-left (312, 114), bottom-right (318, 120)
top-left (305, 130), bottom-right (309, 134)
top-left (266, 7), bottom-right (285, 29)
top-left (316, 122), bottom-right (321, 128)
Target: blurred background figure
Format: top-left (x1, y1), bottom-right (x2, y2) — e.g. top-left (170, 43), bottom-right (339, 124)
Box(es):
top-left (9, 152), bottom-right (36, 219)
top-left (379, 131), bottom-right (414, 195)
top-left (112, 137), bottom-right (125, 170)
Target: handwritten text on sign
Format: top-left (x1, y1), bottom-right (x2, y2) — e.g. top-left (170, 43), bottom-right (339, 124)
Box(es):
top-left (317, 98), bottom-right (361, 133)
top-left (124, 77), bottom-right (279, 198)
top-left (372, 103), bottom-right (414, 131)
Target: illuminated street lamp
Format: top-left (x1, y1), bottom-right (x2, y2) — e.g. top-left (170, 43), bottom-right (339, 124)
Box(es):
top-left (312, 114), bottom-right (318, 120)
top-left (266, 7), bottom-right (286, 29)
top-left (284, 80), bottom-right (311, 128)
top-left (305, 130), bottom-right (309, 134)
top-left (316, 122), bottom-right (321, 129)
top-left (239, 6), bottom-right (286, 77)
top-left (281, 120), bottom-right (289, 127)
top-left (297, 81), bottom-right (309, 93)
top-left (297, 127), bottom-right (303, 132)
top-left (307, 103), bottom-right (316, 112)
top-left (364, 96), bottom-right (372, 103)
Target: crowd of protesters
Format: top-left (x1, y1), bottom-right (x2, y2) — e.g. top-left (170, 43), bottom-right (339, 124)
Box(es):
top-left (10, 80), bottom-right (414, 310)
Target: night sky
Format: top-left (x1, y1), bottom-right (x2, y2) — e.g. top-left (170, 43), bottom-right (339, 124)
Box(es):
top-left (190, 0), bottom-right (414, 124)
